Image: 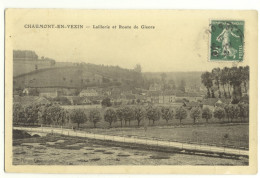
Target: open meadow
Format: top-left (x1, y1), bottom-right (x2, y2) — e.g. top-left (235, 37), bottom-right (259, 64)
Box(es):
top-left (88, 123), bottom-right (249, 149)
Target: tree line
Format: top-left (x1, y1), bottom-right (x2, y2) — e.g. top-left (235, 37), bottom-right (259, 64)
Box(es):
top-left (201, 66), bottom-right (249, 104)
top-left (13, 102), bottom-right (249, 128)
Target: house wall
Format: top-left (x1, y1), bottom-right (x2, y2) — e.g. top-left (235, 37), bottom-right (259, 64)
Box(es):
top-left (39, 91), bottom-right (58, 98)
top-left (79, 92), bottom-right (98, 97)
top-left (159, 95), bottom-right (177, 104)
top-left (175, 96), bottom-right (202, 102)
top-left (202, 104), bottom-right (215, 110)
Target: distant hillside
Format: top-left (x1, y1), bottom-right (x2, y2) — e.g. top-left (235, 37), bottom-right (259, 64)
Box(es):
top-left (13, 50), bottom-right (203, 91)
top-left (13, 64), bottom-right (142, 89)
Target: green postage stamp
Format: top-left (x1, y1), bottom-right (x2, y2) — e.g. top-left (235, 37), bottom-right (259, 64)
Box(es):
top-left (209, 20), bottom-right (244, 61)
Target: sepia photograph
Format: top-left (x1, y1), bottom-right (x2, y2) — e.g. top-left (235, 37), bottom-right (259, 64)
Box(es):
top-left (4, 9), bottom-right (258, 174)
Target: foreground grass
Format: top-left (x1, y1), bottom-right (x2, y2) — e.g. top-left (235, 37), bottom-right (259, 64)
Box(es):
top-left (89, 123), bottom-right (249, 149)
top-left (13, 133), bottom-right (248, 165)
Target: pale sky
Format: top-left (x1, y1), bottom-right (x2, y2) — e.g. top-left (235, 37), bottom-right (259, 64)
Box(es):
top-left (7, 10), bottom-right (252, 72)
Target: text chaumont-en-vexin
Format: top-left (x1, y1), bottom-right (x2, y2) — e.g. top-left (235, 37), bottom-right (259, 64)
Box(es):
top-left (24, 24), bottom-right (84, 29)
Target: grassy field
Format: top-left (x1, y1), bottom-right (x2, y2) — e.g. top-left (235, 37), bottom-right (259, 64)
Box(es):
top-left (13, 133), bottom-right (248, 165)
top-left (89, 123), bottom-right (249, 149)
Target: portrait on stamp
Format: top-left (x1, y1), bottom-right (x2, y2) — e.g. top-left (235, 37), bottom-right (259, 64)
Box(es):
top-left (210, 20), bottom-right (244, 61)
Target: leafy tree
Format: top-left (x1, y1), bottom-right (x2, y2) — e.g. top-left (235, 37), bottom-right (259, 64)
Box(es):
top-left (133, 106), bottom-right (146, 127)
top-left (38, 104), bottom-right (52, 125)
top-left (203, 66), bottom-right (249, 103)
top-left (123, 106), bottom-right (135, 126)
top-left (116, 106), bottom-right (125, 127)
top-left (24, 104), bottom-right (40, 125)
top-left (45, 105), bottom-right (67, 126)
top-left (220, 67), bottom-right (231, 98)
top-left (224, 105), bottom-right (235, 122)
top-left (201, 72), bottom-right (213, 98)
top-left (229, 67), bottom-right (243, 104)
top-left (212, 67), bottom-right (221, 98)
top-left (240, 66), bottom-right (249, 93)
top-left (13, 103), bottom-right (25, 124)
top-left (38, 105), bottom-right (47, 125)
top-left (213, 107), bottom-right (225, 121)
top-left (104, 108), bottom-right (117, 127)
top-left (161, 106), bottom-right (174, 124)
top-left (190, 107), bottom-right (201, 124)
top-left (70, 109), bottom-right (88, 128)
top-left (101, 97), bottom-right (112, 107)
top-left (116, 106), bottom-right (134, 126)
top-left (175, 106), bottom-right (188, 124)
top-left (202, 107), bottom-right (213, 123)
top-left (224, 104), bottom-right (232, 122)
top-left (89, 109), bottom-right (102, 128)
top-left (238, 103), bottom-right (249, 122)
top-left (226, 104), bottom-right (240, 122)
top-left (146, 105), bottom-right (161, 125)
top-left (57, 107), bottom-right (68, 126)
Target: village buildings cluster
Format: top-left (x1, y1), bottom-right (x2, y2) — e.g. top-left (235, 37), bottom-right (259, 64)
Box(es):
top-left (13, 81), bottom-right (236, 111)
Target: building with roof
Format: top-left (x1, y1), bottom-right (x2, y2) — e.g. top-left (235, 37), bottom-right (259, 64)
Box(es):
top-left (149, 83), bottom-right (162, 91)
top-left (201, 98), bottom-right (231, 109)
top-left (158, 90), bottom-right (176, 104)
top-left (78, 97), bottom-right (92, 105)
top-left (79, 89), bottom-right (98, 97)
top-left (175, 92), bottom-right (203, 102)
top-left (146, 91), bottom-right (160, 103)
top-left (183, 101), bottom-right (202, 110)
top-left (38, 88), bottom-right (59, 98)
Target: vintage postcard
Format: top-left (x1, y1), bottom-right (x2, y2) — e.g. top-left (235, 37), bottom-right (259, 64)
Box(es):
top-left (5, 9), bottom-right (258, 174)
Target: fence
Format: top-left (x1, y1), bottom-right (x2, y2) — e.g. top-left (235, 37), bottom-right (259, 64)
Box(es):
top-left (14, 125), bottom-right (249, 157)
